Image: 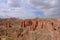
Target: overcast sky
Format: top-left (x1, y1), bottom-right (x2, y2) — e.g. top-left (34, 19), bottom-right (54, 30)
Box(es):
top-left (0, 0), bottom-right (60, 19)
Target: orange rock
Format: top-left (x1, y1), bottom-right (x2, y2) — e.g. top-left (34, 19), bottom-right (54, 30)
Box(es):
top-left (46, 22), bottom-right (53, 30)
top-left (12, 32), bottom-right (17, 38)
top-left (37, 21), bottom-right (42, 29)
top-left (4, 23), bottom-right (12, 28)
top-left (20, 18), bottom-right (60, 31)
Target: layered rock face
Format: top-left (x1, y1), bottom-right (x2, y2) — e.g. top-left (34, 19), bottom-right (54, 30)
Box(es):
top-left (20, 18), bottom-right (60, 31)
top-left (3, 18), bottom-right (60, 31)
top-left (0, 18), bottom-right (60, 40)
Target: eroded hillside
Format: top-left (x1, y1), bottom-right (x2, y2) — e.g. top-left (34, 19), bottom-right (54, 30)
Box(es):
top-left (0, 18), bottom-right (60, 40)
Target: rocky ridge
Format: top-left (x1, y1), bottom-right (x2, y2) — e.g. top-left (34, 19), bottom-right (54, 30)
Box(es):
top-left (0, 18), bottom-right (60, 40)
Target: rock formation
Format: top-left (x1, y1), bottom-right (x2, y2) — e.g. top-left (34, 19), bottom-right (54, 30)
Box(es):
top-left (19, 18), bottom-right (60, 31)
top-left (20, 18), bottom-right (54, 31)
top-left (2, 18), bottom-right (60, 31)
top-left (0, 18), bottom-right (60, 40)
top-left (4, 23), bottom-right (12, 28)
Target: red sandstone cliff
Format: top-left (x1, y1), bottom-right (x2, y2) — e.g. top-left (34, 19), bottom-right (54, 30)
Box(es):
top-left (2, 18), bottom-right (60, 31)
top-left (20, 18), bottom-right (60, 31)
top-left (0, 18), bottom-right (60, 40)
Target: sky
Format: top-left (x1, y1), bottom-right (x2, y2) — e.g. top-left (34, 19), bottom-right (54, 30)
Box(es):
top-left (0, 0), bottom-right (60, 19)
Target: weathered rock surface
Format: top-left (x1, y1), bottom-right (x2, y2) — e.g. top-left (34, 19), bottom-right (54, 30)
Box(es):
top-left (0, 18), bottom-right (60, 40)
top-left (3, 18), bottom-right (60, 31)
top-left (20, 18), bottom-right (60, 31)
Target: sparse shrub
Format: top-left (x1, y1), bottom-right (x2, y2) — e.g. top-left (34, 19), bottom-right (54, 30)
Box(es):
top-left (6, 37), bottom-right (14, 40)
top-left (0, 27), bottom-right (6, 35)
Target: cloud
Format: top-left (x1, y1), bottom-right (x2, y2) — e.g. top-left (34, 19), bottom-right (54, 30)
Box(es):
top-left (0, 0), bottom-right (41, 19)
top-left (30, 0), bottom-right (60, 18)
top-left (0, 0), bottom-right (60, 19)
top-left (8, 0), bottom-right (21, 8)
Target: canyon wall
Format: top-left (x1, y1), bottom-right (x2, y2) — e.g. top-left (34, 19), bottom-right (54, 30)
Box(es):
top-left (3, 18), bottom-right (60, 31)
top-left (20, 18), bottom-right (60, 31)
top-left (0, 18), bottom-right (60, 40)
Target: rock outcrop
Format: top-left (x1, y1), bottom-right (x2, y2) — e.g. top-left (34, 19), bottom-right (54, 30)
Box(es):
top-left (20, 18), bottom-right (54, 31)
top-left (2, 18), bottom-right (60, 32)
top-left (4, 23), bottom-right (12, 29)
top-left (0, 18), bottom-right (60, 40)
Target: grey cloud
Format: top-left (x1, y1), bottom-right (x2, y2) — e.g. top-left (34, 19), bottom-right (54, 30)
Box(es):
top-left (0, 4), bottom-right (37, 19)
top-left (30, 0), bottom-right (56, 9)
top-left (30, 0), bottom-right (60, 18)
top-left (9, 0), bottom-right (21, 8)
top-left (0, 0), bottom-right (37, 19)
